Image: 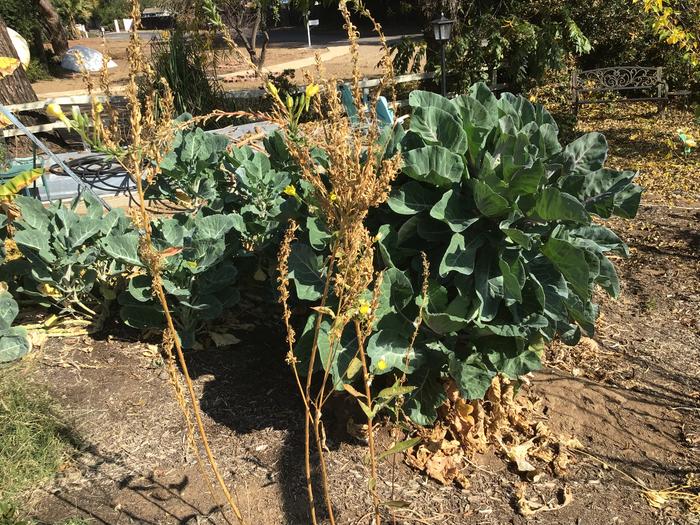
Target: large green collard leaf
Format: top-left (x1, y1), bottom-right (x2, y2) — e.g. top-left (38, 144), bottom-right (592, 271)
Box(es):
top-left (448, 351), bottom-right (494, 400)
top-left (0, 291), bottom-right (19, 331)
top-left (388, 181), bottom-right (441, 215)
top-left (288, 243), bottom-right (326, 301)
top-left (563, 132), bottom-right (608, 175)
top-left (541, 237), bottom-right (591, 300)
top-left (471, 180), bottom-right (510, 218)
top-left (0, 327), bottom-right (30, 363)
top-left (367, 329), bottom-right (426, 375)
top-left (439, 233), bottom-right (482, 277)
top-left (532, 187), bottom-right (590, 224)
top-left (101, 233), bottom-right (143, 267)
top-left (402, 146), bottom-right (465, 188)
top-left (409, 106), bottom-right (468, 155)
top-left (430, 189), bottom-right (480, 233)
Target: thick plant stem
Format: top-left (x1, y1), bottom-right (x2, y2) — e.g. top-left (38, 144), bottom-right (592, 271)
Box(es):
top-left (356, 320), bottom-right (380, 525)
top-left (303, 250), bottom-right (338, 525)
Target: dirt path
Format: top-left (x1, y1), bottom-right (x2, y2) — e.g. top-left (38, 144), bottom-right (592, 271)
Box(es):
top-left (19, 203), bottom-right (699, 524)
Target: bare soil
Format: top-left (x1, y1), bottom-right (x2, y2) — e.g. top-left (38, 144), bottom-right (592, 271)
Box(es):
top-left (31, 36), bottom-right (327, 96)
top-left (11, 200), bottom-right (697, 525)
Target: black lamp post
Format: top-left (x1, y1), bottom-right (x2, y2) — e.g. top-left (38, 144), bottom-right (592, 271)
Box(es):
top-left (431, 13), bottom-right (455, 97)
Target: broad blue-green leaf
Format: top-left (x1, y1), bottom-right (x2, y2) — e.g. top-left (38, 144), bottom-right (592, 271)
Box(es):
top-left (408, 90), bottom-right (455, 112)
top-left (194, 214), bottom-right (236, 240)
top-left (128, 274), bottom-right (153, 302)
top-left (564, 132), bottom-right (608, 175)
top-left (595, 255), bottom-right (620, 297)
top-left (439, 233), bottom-right (483, 277)
top-left (532, 187), bottom-right (590, 224)
top-left (484, 339), bottom-right (542, 379)
top-left (0, 327), bottom-right (30, 363)
top-left (376, 268), bottom-right (413, 319)
top-left (388, 181), bottom-right (441, 215)
top-left (0, 291), bottom-right (19, 331)
top-left (507, 161), bottom-right (544, 194)
top-left (472, 180), bottom-right (510, 218)
top-left (367, 329), bottom-right (425, 375)
top-left (68, 219), bottom-right (103, 249)
top-left (578, 169), bottom-right (641, 219)
top-left (568, 224), bottom-right (627, 255)
top-left (307, 216), bottom-right (331, 251)
top-left (102, 233), bottom-right (143, 267)
top-left (474, 254), bottom-right (503, 322)
top-left (409, 106), bottom-right (468, 154)
top-left (402, 146), bottom-right (465, 188)
top-left (288, 243), bottom-right (325, 301)
top-left (448, 352), bottom-right (494, 400)
top-left (541, 237), bottom-right (591, 300)
top-left (404, 368), bottom-right (447, 426)
top-left (119, 303), bottom-right (165, 329)
top-left (15, 196), bottom-right (50, 230)
top-left (430, 189), bottom-right (479, 232)
top-left (13, 229), bottom-right (55, 263)
top-left (499, 252), bottom-right (526, 303)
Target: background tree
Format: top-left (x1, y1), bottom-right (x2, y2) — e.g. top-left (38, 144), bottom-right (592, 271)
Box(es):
top-left (400, 0), bottom-right (699, 95)
top-left (0, 15), bottom-right (38, 105)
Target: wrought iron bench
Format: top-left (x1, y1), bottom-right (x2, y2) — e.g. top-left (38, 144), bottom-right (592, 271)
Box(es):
top-left (571, 66), bottom-right (668, 114)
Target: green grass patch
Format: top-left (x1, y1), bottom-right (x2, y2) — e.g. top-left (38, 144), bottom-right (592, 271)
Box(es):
top-left (0, 368), bottom-right (79, 507)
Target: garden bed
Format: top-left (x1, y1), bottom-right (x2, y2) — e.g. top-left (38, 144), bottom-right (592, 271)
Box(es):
top-left (19, 203), bottom-right (699, 525)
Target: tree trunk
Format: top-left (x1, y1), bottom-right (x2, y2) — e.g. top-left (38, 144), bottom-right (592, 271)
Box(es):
top-left (37, 0), bottom-right (69, 58)
top-left (0, 15), bottom-right (38, 105)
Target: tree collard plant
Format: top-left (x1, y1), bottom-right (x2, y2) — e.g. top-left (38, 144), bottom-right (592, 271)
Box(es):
top-left (12, 194), bottom-right (135, 323)
top-left (351, 84), bottom-right (641, 425)
top-left (116, 211), bottom-right (241, 349)
top-left (224, 138), bottom-right (297, 253)
top-left (148, 121), bottom-right (231, 208)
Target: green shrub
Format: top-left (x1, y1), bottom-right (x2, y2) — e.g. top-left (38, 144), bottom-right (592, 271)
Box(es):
top-left (148, 120), bottom-right (231, 207)
top-left (287, 84), bottom-right (641, 424)
top-left (12, 194), bottom-right (134, 322)
top-left (24, 60), bottom-right (51, 84)
top-left (116, 212), bottom-right (241, 349)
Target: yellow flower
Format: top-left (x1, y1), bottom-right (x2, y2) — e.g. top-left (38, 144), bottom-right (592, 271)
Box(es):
top-left (376, 359), bottom-right (387, 371)
top-left (329, 192), bottom-right (337, 202)
top-left (266, 81), bottom-right (281, 102)
top-left (283, 185), bottom-right (296, 197)
top-left (46, 103), bottom-right (65, 120)
top-left (38, 283), bottom-right (61, 298)
top-left (286, 95), bottom-right (294, 111)
top-left (94, 102), bottom-right (104, 114)
top-left (685, 137), bottom-right (697, 148)
top-left (0, 113), bottom-right (10, 129)
top-left (358, 299), bottom-right (371, 317)
top-left (305, 83), bottom-right (320, 99)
